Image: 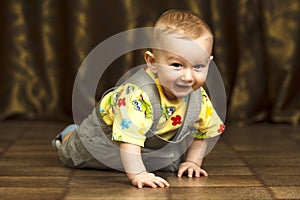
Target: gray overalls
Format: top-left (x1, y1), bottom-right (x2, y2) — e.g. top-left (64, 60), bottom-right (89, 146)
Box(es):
top-left (58, 68), bottom-right (202, 172)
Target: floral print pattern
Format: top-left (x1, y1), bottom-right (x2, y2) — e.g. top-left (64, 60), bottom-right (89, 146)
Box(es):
top-left (98, 69), bottom-right (225, 147)
top-left (171, 115), bottom-right (182, 126)
top-left (117, 98), bottom-right (126, 107)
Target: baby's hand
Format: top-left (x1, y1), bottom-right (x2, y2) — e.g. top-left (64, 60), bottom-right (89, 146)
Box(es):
top-left (131, 172), bottom-right (170, 189)
top-left (177, 161), bottom-right (208, 178)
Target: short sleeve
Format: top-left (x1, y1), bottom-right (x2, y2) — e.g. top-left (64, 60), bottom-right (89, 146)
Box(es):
top-left (192, 88), bottom-right (226, 139)
top-left (109, 83), bottom-right (154, 147)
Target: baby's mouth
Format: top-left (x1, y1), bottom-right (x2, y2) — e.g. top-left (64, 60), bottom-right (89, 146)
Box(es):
top-left (176, 84), bottom-right (192, 89)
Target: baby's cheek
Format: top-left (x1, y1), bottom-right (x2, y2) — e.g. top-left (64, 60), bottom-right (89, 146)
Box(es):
top-left (192, 84), bottom-right (201, 92)
top-left (193, 78), bottom-right (205, 91)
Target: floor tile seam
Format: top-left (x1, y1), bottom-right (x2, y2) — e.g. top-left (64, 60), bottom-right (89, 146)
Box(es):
top-left (0, 175), bottom-right (72, 178)
top-left (169, 185), bottom-right (264, 188)
top-left (0, 140), bottom-right (16, 157)
top-left (0, 186), bottom-right (68, 189)
top-left (0, 126), bottom-right (31, 157)
top-left (280, 131), bottom-right (300, 147)
top-left (0, 186), bottom-right (68, 200)
top-left (61, 169), bottom-right (76, 200)
top-left (169, 185), bottom-right (269, 189)
top-left (222, 139), bottom-right (277, 199)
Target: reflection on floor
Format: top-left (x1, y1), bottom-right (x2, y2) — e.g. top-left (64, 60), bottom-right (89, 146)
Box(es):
top-left (0, 121), bottom-right (299, 199)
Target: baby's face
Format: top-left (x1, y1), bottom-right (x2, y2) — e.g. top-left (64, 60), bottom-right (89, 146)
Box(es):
top-left (153, 35), bottom-right (213, 100)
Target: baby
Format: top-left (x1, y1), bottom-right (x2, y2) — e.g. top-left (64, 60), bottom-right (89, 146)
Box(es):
top-left (52, 9), bottom-right (225, 189)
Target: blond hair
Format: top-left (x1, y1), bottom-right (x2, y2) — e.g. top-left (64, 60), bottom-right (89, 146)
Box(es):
top-left (154, 9), bottom-right (213, 40)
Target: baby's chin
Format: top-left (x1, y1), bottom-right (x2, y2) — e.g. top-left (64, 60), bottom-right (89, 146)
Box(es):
top-left (164, 88), bottom-right (194, 100)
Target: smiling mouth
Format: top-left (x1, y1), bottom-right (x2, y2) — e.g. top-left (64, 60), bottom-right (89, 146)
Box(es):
top-left (177, 84), bottom-right (192, 88)
top-left (176, 85), bottom-right (193, 91)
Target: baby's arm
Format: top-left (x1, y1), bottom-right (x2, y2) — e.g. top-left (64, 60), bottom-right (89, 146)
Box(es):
top-left (120, 142), bottom-right (170, 188)
top-left (177, 138), bottom-right (209, 178)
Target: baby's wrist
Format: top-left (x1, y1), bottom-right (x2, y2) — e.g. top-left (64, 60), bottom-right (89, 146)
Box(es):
top-left (184, 160), bottom-right (201, 167)
top-left (127, 171), bottom-right (148, 180)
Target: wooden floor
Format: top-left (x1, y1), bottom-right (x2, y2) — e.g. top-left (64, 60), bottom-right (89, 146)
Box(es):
top-left (0, 121), bottom-right (300, 200)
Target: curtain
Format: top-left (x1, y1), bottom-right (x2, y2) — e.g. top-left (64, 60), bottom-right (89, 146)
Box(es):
top-left (0, 0), bottom-right (299, 125)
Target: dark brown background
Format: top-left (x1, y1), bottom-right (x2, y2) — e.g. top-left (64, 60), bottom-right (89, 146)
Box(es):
top-left (0, 0), bottom-right (299, 125)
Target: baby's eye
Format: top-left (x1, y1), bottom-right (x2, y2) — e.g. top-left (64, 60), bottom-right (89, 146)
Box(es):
top-left (193, 64), bottom-right (205, 70)
top-left (171, 63), bottom-right (182, 68)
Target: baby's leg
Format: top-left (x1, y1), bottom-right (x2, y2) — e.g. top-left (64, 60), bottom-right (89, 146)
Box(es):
top-left (57, 129), bottom-right (109, 169)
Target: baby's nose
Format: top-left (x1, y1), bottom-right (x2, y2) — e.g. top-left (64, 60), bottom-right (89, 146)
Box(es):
top-left (181, 68), bottom-right (193, 82)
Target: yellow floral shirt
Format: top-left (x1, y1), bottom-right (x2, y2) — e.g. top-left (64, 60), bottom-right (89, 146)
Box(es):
top-left (98, 68), bottom-right (225, 147)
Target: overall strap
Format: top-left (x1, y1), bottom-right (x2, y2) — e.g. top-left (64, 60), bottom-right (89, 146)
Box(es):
top-left (172, 88), bottom-right (202, 142)
top-left (124, 67), bottom-right (161, 130)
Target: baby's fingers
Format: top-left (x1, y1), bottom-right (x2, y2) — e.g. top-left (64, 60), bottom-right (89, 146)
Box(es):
top-left (137, 181), bottom-right (144, 189)
top-left (154, 176), bottom-right (170, 187)
top-left (192, 167), bottom-right (209, 178)
top-left (135, 180), bottom-right (154, 189)
top-left (187, 167), bottom-right (195, 178)
top-left (144, 177), bottom-right (169, 188)
top-left (199, 168), bottom-right (208, 177)
top-left (136, 177), bottom-right (169, 189)
top-left (143, 180), bottom-right (158, 188)
top-left (177, 165), bottom-right (189, 177)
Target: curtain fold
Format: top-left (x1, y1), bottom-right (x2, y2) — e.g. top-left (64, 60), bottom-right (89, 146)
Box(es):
top-left (0, 0), bottom-right (299, 125)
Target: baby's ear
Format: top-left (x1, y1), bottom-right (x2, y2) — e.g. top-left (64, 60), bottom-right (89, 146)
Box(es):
top-left (144, 51), bottom-right (157, 74)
